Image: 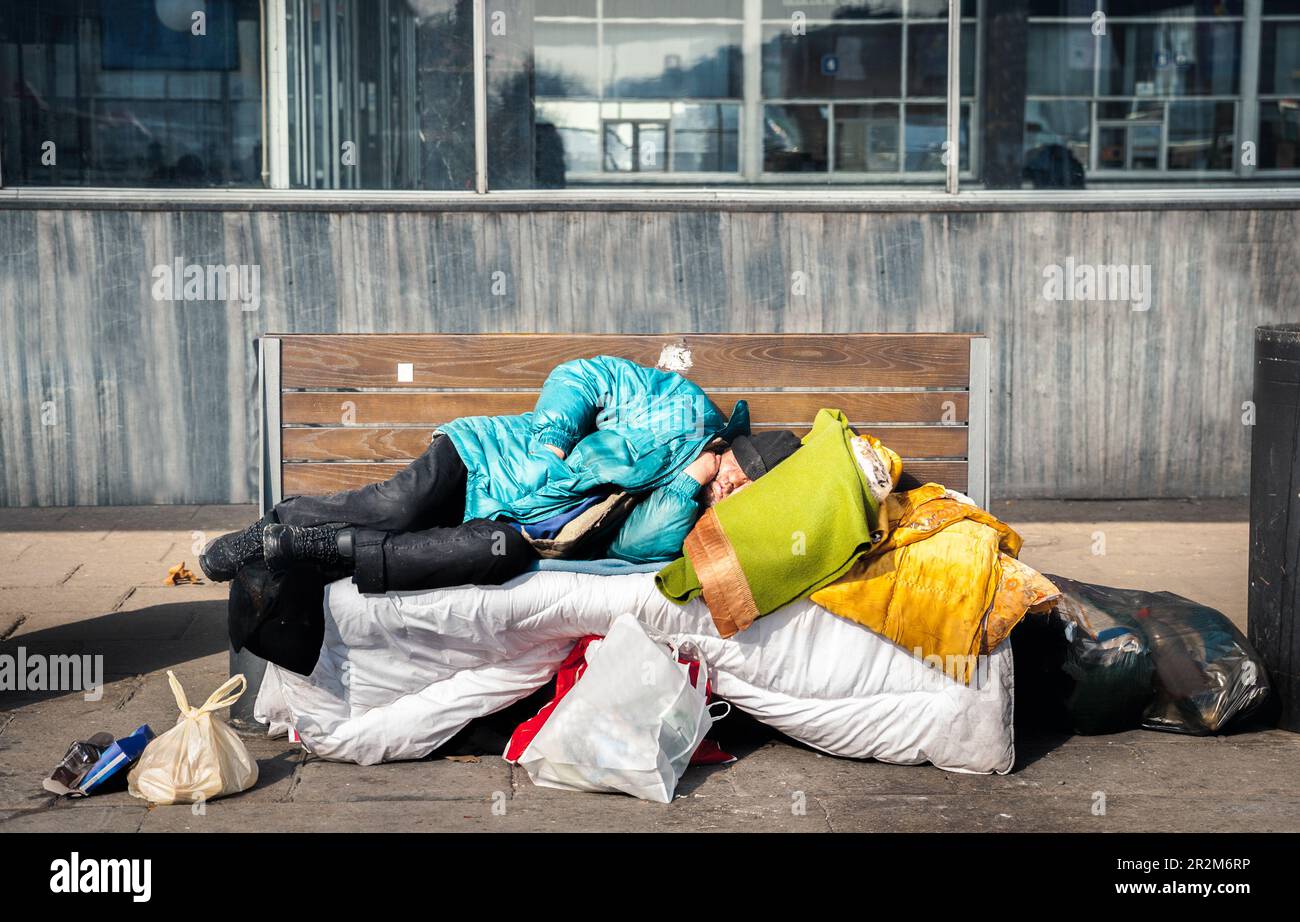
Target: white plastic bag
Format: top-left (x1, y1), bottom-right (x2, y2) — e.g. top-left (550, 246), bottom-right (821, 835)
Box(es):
top-left (128, 671), bottom-right (259, 805)
top-left (517, 614), bottom-right (728, 803)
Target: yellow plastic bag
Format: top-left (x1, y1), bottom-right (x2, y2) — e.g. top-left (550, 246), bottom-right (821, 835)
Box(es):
top-left (127, 671), bottom-right (259, 805)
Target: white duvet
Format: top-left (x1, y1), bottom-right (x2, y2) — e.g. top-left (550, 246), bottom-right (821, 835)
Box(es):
top-left (255, 570), bottom-right (1015, 774)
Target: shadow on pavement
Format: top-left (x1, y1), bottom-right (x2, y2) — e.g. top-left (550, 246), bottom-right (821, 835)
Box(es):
top-left (0, 600), bottom-right (229, 708)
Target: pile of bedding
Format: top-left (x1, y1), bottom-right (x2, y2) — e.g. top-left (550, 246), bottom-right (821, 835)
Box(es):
top-left (255, 568), bottom-right (1017, 774)
top-left (254, 413), bottom-right (1052, 778)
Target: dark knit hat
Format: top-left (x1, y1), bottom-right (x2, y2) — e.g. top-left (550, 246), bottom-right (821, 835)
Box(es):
top-left (730, 429), bottom-right (801, 482)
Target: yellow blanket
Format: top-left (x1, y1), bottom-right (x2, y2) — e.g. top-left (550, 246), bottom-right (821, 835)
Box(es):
top-left (810, 484), bottom-right (1058, 684)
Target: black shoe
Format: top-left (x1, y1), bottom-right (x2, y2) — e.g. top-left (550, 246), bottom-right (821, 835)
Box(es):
top-left (199, 521), bottom-right (266, 582)
top-left (263, 523), bottom-right (351, 573)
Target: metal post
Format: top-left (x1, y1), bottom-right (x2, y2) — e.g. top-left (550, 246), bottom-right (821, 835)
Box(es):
top-left (946, 0), bottom-right (961, 193)
top-left (1240, 0), bottom-right (1263, 180)
top-left (265, 0), bottom-right (291, 189)
top-left (742, 0), bottom-right (762, 181)
top-left (473, 0), bottom-right (489, 193)
top-left (231, 335), bottom-right (282, 733)
top-left (967, 336), bottom-right (991, 509)
top-left (260, 337), bottom-right (283, 514)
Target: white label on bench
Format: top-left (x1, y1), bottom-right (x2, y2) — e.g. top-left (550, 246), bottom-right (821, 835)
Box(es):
top-left (397, 362), bottom-right (414, 383)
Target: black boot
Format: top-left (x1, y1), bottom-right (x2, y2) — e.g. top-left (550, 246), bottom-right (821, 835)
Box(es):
top-left (199, 520), bottom-right (267, 583)
top-left (263, 523), bottom-right (355, 574)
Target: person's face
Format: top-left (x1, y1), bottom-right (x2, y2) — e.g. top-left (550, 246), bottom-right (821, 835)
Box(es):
top-left (703, 450), bottom-right (753, 506)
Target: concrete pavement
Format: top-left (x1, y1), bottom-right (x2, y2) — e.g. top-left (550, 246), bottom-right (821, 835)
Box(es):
top-left (1, 500), bottom-right (1295, 833)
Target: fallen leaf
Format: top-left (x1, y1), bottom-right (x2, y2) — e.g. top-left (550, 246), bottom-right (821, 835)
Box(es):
top-left (164, 562), bottom-right (202, 586)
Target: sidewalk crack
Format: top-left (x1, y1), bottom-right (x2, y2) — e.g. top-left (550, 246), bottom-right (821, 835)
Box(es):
top-left (113, 674), bottom-right (146, 710)
top-left (814, 796), bottom-right (834, 832)
top-left (58, 563), bottom-right (83, 585)
top-left (0, 615), bottom-right (26, 642)
top-left (111, 586), bottom-right (137, 612)
top-left (283, 753), bottom-right (307, 803)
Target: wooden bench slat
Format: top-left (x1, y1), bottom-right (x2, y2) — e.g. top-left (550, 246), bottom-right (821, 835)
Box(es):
top-left (282, 460), bottom-right (970, 496)
top-left (281, 425), bottom-right (969, 463)
top-left (278, 334), bottom-right (975, 389)
top-left (279, 390), bottom-right (970, 426)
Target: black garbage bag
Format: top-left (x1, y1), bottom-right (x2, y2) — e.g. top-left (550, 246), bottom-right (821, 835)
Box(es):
top-left (228, 560), bottom-right (330, 677)
top-left (1045, 576), bottom-right (1271, 735)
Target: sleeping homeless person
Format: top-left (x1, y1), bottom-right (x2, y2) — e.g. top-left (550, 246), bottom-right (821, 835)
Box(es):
top-left (201, 355), bottom-right (801, 594)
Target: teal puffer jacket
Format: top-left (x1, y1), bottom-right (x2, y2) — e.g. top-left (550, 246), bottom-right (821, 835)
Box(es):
top-left (439, 356), bottom-right (750, 562)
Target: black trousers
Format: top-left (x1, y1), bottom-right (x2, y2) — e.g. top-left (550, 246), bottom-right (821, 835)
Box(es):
top-left (273, 435), bottom-right (537, 593)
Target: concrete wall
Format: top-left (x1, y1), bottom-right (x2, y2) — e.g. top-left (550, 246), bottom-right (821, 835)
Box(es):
top-left (0, 203), bottom-right (1295, 506)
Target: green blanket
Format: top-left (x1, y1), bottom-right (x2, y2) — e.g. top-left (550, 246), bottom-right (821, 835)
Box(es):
top-left (655, 408), bottom-right (881, 637)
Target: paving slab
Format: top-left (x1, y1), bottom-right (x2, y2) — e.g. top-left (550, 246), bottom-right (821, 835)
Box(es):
top-left (0, 502), bottom-right (1294, 834)
top-left (820, 791), bottom-right (1300, 833)
top-left (948, 733), bottom-right (1300, 799)
top-left (0, 805), bottom-right (146, 833)
top-left (0, 585), bottom-right (127, 616)
top-left (291, 755), bottom-right (513, 804)
top-left (998, 499), bottom-right (1248, 630)
top-left (137, 789), bottom-right (830, 833)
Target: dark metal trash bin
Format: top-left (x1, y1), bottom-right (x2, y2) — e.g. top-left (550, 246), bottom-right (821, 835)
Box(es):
top-left (229, 644), bottom-right (269, 734)
top-left (1249, 324), bottom-right (1300, 733)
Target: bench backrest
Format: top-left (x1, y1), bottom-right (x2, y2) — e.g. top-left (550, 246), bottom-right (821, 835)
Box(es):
top-left (258, 333), bottom-right (991, 514)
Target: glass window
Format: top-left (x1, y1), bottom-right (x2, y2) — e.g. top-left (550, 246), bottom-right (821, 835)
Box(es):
top-left (1026, 24), bottom-right (1097, 97)
top-left (908, 22), bottom-right (975, 98)
top-left (756, 3), bottom-right (963, 183)
top-left (488, 0), bottom-right (960, 186)
top-left (0, 0), bottom-right (263, 187)
top-left (1100, 22), bottom-right (1241, 97)
top-left (1167, 100), bottom-right (1235, 170)
top-left (489, 2), bottom-right (745, 187)
top-left (760, 1), bottom-right (904, 20)
top-left (12, 0), bottom-right (1295, 192)
top-left (1257, 7), bottom-right (1300, 174)
top-left (534, 101), bottom-right (601, 175)
top-left (765, 104), bottom-right (829, 172)
top-left (973, 1), bottom-right (1288, 189)
top-left (1258, 100), bottom-right (1300, 170)
top-left (535, 22), bottom-right (600, 97)
top-left (904, 104), bottom-right (948, 170)
top-left (603, 25), bottom-right (743, 99)
top-left (835, 103), bottom-right (900, 172)
top-left (1023, 100), bottom-right (1091, 187)
top-left (1260, 21), bottom-right (1300, 95)
top-left (284, 0), bottom-right (474, 190)
top-left (762, 24), bottom-right (904, 100)
top-left (671, 103), bottom-right (741, 172)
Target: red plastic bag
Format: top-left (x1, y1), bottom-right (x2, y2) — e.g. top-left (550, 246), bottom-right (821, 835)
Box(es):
top-left (505, 634), bottom-right (735, 766)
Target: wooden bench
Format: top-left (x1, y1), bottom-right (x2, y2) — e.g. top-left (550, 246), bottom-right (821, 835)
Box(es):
top-left (257, 334), bottom-right (991, 515)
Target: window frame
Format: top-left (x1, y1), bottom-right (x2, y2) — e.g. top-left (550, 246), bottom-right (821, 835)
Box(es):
top-left (3, 0), bottom-right (1300, 204)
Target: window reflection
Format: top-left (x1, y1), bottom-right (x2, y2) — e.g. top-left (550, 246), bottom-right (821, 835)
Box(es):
top-left (1009, 2), bottom-right (1269, 188)
top-left (0, 0), bottom-right (263, 187)
top-left (535, 22), bottom-right (599, 97)
top-left (1259, 100), bottom-right (1300, 170)
top-left (762, 25), bottom-right (904, 99)
top-left (757, 4), bottom-right (967, 181)
top-left (3, 0), bottom-right (1298, 190)
top-left (765, 104), bottom-right (829, 172)
top-left (285, 0), bottom-right (474, 190)
top-left (524, 6), bottom-right (745, 183)
top-left (1100, 22), bottom-right (1241, 97)
top-left (602, 25), bottom-right (743, 99)
top-left (835, 104), bottom-right (900, 172)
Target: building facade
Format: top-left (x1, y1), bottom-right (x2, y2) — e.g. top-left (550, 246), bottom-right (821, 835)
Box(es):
top-left (1, 1), bottom-right (1298, 505)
